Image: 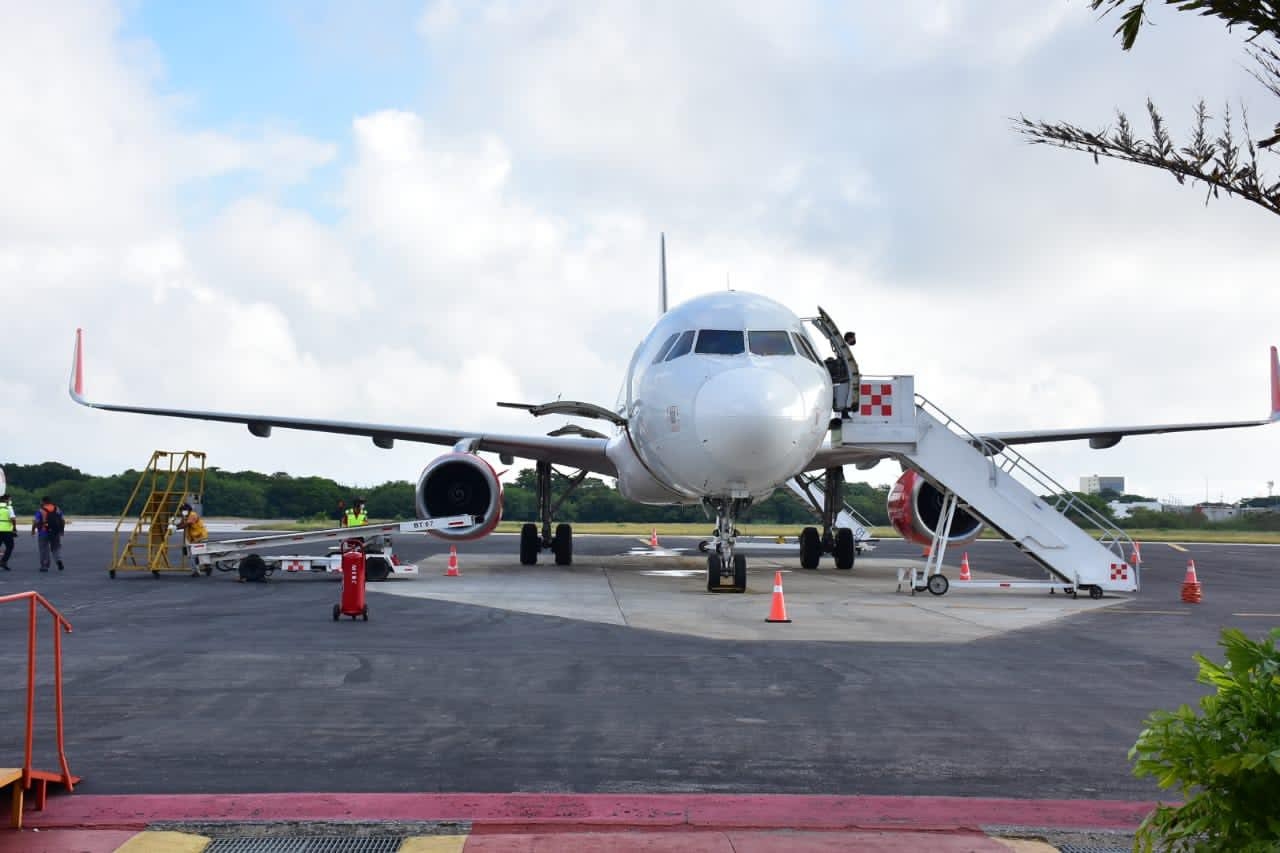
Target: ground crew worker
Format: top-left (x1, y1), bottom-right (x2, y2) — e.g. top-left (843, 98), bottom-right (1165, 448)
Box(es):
top-left (0, 494), bottom-right (16, 570)
top-left (31, 496), bottom-right (65, 572)
top-left (843, 330), bottom-right (861, 414)
top-left (175, 501), bottom-right (209, 576)
top-left (343, 498), bottom-right (368, 528)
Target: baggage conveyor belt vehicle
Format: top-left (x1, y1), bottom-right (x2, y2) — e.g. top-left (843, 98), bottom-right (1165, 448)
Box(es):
top-left (187, 515), bottom-right (475, 582)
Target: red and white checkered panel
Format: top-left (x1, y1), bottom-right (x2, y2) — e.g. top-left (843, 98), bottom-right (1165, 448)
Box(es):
top-left (283, 559), bottom-right (307, 573)
top-left (1110, 564), bottom-right (1128, 581)
top-left (859, 382), bottom-right (894, 417)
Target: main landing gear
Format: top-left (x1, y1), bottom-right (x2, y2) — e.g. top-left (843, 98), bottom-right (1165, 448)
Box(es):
top-left (519, 460), bottom-right (588, 567)
top-left (797, 467), bottom-right (856, 571)
top-left (705, 497), bottom-right (750, 593)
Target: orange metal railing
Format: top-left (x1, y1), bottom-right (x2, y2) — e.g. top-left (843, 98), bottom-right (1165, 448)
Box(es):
top-left (0, 591), bottom-right (76, 804)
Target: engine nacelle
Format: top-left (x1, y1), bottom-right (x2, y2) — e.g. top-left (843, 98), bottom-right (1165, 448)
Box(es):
top-left (413, 452), bottom-right (503, 541)
top-left (887, 469), bottom-right (983, 547)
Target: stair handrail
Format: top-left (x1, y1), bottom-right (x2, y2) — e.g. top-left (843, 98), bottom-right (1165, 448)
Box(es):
top-left (786, 474), bottom-right (878, 532)
top-left (113, 450), bottom-right (160, 568)
top-left (0, 591), bottom-right (75, 792)
top-left (914, 394), bottom-right (1135, 560)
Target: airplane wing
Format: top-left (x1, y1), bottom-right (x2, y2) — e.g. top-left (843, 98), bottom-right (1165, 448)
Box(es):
top-left (68, 330), bottom-right (616, 476)
top-left (980, 345), bottom-right (1279, 450)
top-left (807, 345), bottom-right (1279, 470)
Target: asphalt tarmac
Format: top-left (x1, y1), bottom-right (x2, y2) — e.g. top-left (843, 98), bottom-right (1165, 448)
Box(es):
top-left (0, 530), bottom-right (1275, 802)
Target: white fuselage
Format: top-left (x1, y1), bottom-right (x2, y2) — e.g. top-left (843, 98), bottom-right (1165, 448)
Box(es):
top-left (604, 292), bottom-right (832, 504)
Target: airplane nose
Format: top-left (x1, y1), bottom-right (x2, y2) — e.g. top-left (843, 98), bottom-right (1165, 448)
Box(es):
top-left (693, 368), bottom-right (811, 474)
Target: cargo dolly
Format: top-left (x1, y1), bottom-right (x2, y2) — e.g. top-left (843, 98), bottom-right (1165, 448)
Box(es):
top-left (187, 515), bottom-right (475, 582)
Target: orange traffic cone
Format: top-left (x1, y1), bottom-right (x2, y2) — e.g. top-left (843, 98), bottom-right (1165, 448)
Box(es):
top-left (445, 545), bottom-right (460, 577)
top-left (650, 528), bottom-right (659, 548)
top-left (1181, 559), bottom-right (1202, 604)
top-left (959, 553), bottom-right (971, 581)
top-left (922, 545), bottom-right (932, 558)
top-left (1129, 541), bottom-right (1142, 567)
top-left (765, 571), bottom-right (791, 623)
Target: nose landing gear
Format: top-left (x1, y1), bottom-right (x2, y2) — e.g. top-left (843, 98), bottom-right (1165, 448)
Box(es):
top-left (705, 497), bottom-right (750, 593)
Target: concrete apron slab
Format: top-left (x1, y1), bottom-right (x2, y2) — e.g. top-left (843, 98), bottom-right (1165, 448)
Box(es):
top-left (373, 555), bottom-right (1123, 642)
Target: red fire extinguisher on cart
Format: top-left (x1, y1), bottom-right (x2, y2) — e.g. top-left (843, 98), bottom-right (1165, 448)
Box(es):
top-left (333, 538), bottom-right (369, 622)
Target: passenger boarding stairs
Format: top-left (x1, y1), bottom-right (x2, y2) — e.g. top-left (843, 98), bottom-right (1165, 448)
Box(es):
top-left (112, 450), bottom-right (206, 575)
top-left (840, 377), bottom-right (1138, 595)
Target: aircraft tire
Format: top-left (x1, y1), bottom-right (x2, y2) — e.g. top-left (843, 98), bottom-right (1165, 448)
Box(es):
top-left (706, 553), bottom-right (720, 592)
top-left (834, 528), bottom-right (856, 570)
top-left (239, 554), bottom-right (268, 583)
top-left (799, 527), bottom-right (821, 569)
top-left (365, 554), bottom-right (391, 581)
top-left (733, 553), bottom-right (747, 591)
top-left (553, 523), bottom-right (573, 566)
top-left (519, 523), bottom-right (539, 565)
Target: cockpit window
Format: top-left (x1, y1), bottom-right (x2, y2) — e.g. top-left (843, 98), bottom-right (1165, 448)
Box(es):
top-left (792, 332), bottom-right (821, 363)
top-left (651, 333), bottom-right (680, 364)
top-left (694, 329), bottom-right (745, 355)
top-left (748, 330), bottom-right (794, 356)
top-left (664, 330), bottom-right (696, 361)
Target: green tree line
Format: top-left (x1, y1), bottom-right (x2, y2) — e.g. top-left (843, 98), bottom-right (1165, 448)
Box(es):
top-left (6, 460), bottom-right (1276, 531)
top-left (0, 460), bottom-right (893, 525)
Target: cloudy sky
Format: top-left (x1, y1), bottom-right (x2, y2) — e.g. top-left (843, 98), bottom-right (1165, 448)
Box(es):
top-left (2, 0), bottom-right (1276, 505)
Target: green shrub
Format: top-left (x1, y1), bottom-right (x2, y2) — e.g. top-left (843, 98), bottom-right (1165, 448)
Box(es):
top-left (1130, 627), bottom-right (1280, 852)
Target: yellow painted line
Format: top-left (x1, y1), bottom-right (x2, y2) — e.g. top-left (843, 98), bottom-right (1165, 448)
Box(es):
top-left (1233, 613), bottom-right (1280, 618)
top-left (993, 839), bottom-right (1060, 852)
top-left (114, 831), bottom-right (210, 852)
top-left (1095, 609), bottom-right (1190, 615)
top-left (400, 837), bottom-right (469, 853)
top-left (1168, 543), bottom-right (1189, 552)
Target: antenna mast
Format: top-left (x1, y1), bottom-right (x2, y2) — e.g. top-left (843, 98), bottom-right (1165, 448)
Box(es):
top-left (659, 233), bottom-right (668, 315)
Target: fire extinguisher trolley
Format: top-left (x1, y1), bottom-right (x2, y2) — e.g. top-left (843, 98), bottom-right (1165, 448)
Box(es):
top-left (335, 538), bottom-right (369, 621)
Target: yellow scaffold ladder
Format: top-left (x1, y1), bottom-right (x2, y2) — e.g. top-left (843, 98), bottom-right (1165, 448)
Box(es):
top-left (111, 450), bottom-right (207, 577)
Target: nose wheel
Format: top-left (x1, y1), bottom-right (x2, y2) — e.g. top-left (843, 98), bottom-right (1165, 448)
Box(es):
top-left (705, 497), bottom-right (750, 593)
top-left (706, 552), bottom-right (747, 593)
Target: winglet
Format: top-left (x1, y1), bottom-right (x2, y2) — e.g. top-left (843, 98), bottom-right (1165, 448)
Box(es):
top-left (1270, 345), bottom-right (1279, 421)
top-left (70, 328), bottom-right (87, 404)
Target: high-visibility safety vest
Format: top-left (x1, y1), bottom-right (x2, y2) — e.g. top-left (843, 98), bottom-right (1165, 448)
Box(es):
top-left (0, 503), bottom-right (14, 533)
top-left (345, 508), bottom-right (368, 527)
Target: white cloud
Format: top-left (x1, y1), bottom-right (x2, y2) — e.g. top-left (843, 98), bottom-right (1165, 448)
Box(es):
top-left (201, 199), bottom-right (370, 314)
top-left (1, 0), bottom-right (1277, 510)
top-left (182, 128), bottom-right (338, 187)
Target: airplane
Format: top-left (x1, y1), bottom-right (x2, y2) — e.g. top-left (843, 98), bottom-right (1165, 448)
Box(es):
top-left (69, 238), bottom-right (1280, 592)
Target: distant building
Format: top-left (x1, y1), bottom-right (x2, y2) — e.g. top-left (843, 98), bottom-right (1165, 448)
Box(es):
top-left (1080, 475), bottom-right (1125, 495)
top-left (1194, 503), bottom-right (1238, 523)
top-left (1108, 500), bottom-right (1163, 519)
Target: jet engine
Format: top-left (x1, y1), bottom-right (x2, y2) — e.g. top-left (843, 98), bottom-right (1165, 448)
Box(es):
top-left (413, 452), bottom-right (503, 541)
top-left (887, 469), bottom-right (983, 547)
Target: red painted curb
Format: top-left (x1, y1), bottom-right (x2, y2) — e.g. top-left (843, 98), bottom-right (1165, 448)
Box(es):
top-left (21, 793), bottom-right (1158, 833)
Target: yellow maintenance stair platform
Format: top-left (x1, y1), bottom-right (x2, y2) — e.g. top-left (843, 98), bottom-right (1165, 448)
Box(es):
top-left (111, 450), bottom-right (206, 578)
